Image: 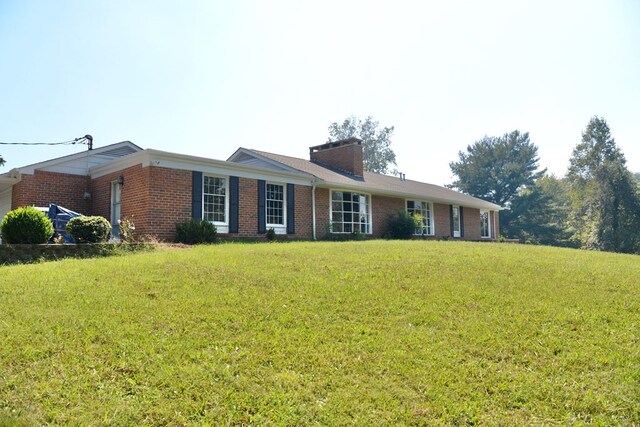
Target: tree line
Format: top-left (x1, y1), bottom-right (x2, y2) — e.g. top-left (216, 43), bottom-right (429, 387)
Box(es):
top-left (329, 115), bottom-right (640, 254)
top-left (449, 116), bottom-right (640, 253)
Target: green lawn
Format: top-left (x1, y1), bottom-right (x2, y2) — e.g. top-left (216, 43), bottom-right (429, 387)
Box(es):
top-left (1, 241), bottom-right (639, 425)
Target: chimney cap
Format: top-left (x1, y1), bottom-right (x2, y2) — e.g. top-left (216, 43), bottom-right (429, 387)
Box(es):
top-left (309, 137), bottom-right (362, 154)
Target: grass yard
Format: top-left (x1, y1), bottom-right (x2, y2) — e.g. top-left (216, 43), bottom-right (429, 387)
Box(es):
top-left (0, 241), bottom-right (639, 425)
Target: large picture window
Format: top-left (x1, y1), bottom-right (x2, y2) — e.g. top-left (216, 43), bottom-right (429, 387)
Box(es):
top-left (480, 210), bottom-right (491, 238)
top-left (266, 183), bottom-right (285, 226)
top-left (406, 200), bottom-right (434, 235)
top-left (330, 191), bottom-right (371, 234)
top-left (203, 176), bottom-right (227, 224)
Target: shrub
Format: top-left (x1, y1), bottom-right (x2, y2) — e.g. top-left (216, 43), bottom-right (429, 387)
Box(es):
top-left (387, 210), bottom-right (421, 240)
top-left (175, 220), bottom-right (217, 244)
top-left (119, 216), bottom-right (136, 244)
top-left (266, 227), bottom-right (276, 241)
top-left (0, 206), bottom-right (54, 244)
top-left (66, 216), bottom-right (111, 243)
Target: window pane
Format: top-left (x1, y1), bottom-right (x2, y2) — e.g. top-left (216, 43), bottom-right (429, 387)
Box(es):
top-left (266, 183), bottom-right (284, 225)
top-left (330, 191), bottom-right (370, 234)
top-left (203, 176), bottom-right (226, 223)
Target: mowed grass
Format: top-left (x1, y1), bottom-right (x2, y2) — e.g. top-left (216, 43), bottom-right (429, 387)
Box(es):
top-left (0, 241), bottom-right (639, 426)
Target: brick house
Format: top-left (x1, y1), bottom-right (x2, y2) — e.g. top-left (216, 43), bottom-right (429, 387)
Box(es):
top-left (0, 138), bottom-right (501, 241)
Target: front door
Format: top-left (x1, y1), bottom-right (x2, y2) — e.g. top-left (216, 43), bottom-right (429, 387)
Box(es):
top-left (111, 181), bottom-right (122, 238)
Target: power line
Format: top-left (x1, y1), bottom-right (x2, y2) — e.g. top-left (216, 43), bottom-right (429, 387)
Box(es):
top-left (0, 135), bottom-right (92, 146)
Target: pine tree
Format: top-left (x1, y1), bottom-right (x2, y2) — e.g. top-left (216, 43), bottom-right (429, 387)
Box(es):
top-left (567, 116), bottom-right (640, 253)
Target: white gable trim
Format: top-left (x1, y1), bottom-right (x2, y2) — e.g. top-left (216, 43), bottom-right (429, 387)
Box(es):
top-left (228, 148), bottom-right (309, 175)
top-left (90, 149), bottom-right (315, 186)
top-left (17, 141), bottom-right (142, 175)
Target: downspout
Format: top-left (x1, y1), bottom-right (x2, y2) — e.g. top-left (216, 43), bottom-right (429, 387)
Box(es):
top-left (312, 181), bottom-right (317, 241)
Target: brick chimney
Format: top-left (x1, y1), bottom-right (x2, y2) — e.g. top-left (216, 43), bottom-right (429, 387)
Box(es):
top-left (309, 137), bottom-right (364, 177)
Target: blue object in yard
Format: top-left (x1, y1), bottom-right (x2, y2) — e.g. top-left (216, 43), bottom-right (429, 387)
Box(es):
top-left (48, 204), bottom-right (82, 243)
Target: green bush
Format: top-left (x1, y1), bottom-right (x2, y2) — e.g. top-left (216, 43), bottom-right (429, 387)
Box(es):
top-left (0, 206), bottom-right (54, 244)
top-left (175, 220), bottom-right (217, 244)
top-left (66, 216), bottom-right (111, 243)
top-left (387, 210), bottom-right (421, 240)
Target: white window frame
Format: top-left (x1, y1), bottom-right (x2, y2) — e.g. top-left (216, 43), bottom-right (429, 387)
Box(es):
top-left (480, 210), bottom-right (491, 239)
top-left (329, 190), bottom-right (372, 234)
top-left (452, 205), bottom-right (461, 238)
top-left (203, 174), bottom-right (229, 233)
top-left (406, 200), bottom-right (434, 236)
top-left (266, 182), bottom-right (287, 234)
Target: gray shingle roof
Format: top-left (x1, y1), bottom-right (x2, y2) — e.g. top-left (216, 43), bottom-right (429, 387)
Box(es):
top-left (248, 149), bottom-right (501, 211)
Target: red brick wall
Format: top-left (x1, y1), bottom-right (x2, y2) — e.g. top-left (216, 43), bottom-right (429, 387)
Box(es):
top-left (237, 177), bottom-right (258, 237)
top-left (12, 171), bottom-right (91, 214)
top-left (293, 185), bottom-right (313, 239)
top-left (491, 210), bottom-right (500, 239)
top-left (372, 195), bottom-right (404, 237)
top-left (315, 188), bottom-right (331, 239)
top-left (433, 203), bottom-right (451, 238)
top-left (462, 207), bottom-right (481, 240)
top-left (310, 143), bottom-right (364, 177)
top-left (91, 165), bottom-right (191, 241)
top-left (147, 167), bottom-right (192, 240)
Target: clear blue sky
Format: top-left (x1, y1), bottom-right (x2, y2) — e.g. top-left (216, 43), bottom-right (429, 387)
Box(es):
top-left (1, 1), bottom-right (638, 185)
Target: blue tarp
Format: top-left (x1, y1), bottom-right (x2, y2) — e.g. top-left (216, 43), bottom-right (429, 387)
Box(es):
top-left (48, 204), bottom-right (82, 243)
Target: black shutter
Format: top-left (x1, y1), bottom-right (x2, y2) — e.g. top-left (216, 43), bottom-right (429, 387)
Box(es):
top-left (257, 180), bottom-right (266, 234)
top-left (286, 183), bottom-right (295, 234)
top-left (459, 206), bottom-right (465, 237)
top-left (192, 171), bottom-right (202, 220)
top-left (229, 176), bottom-right (239, 233)
top-left (449, 205), bottom-right (454, 237)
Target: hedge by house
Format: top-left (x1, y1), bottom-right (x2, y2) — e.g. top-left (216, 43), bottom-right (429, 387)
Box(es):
top-left (66, 216), bottom-right (111, 243)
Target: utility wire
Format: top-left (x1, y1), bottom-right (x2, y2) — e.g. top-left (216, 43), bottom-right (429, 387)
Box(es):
top-left (0, 136), bottom-right (90, 146)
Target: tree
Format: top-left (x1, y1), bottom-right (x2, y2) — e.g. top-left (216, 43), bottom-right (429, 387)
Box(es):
top-left (0, 156), bottom-right (5, 167)
top-left (566, 116), bottom-right (640, 253)
top-left (449, 130), bottom-right (544, 207)
top-left (328, 116), bottom-right (397, 175)
top-left (501, 174), bottom-right (575, 246)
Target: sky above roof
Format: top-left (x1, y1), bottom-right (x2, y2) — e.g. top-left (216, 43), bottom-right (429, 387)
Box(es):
top-left (1, 0), bottom-right (638, 186)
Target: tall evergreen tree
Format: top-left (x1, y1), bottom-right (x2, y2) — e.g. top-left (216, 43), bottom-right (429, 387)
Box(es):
top-left (567, 116), bottom-right (640, 253)
top-left (449, 130), bottom-right (544, 207)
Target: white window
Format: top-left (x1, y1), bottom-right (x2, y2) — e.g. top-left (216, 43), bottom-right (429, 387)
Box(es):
top-left (330, 191), bottom-right (371, 234)
top-left (203, 176), bottom-right (227, 226)
top-left (266, 183), bottom-right (285, 227)
top-left (452, 205), bottom-right (461, 238)
top-left (480, 210), bottom-right (491, 238)
top-left (406, 200), bottom-right (434, 235)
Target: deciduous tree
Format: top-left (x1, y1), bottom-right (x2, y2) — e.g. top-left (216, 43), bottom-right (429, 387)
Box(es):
top-left (328, 116), bottom-right (397, 175)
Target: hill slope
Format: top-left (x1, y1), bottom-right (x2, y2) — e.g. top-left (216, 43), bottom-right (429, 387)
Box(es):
top-left (1, 241), bottom-right (639, 425)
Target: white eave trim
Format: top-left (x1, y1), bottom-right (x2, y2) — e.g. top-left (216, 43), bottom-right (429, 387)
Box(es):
top-left (90, 149), bottom-right (317, 185)
top-left (314, 182), bottom-right (501, 211)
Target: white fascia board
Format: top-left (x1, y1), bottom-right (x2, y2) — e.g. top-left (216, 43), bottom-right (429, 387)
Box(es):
top-left (89, 151), bottom-right (150, 178)
top-left (90, 149), bottom-right (316, 186)
top-left (17, 141), bottom-right (142, 175)
top-left (315, 182), bottom-right (501, 211)
top-left (144, 150), bottom-right (314, 186)
top-left (0, 176), bottom-right (19, 185)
